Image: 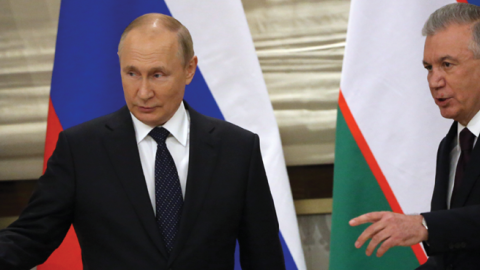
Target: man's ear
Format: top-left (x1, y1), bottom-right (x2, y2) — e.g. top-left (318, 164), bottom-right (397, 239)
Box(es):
top-left (185, 56), bottom-right (198, 85)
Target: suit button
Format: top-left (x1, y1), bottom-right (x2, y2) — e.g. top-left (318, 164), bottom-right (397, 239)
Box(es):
top-left (461, 242), bottom-right (467, 248)
top-left (449, 243), bottom-right (454, 250)
top-left (455, 243), bottom-right (461, 249)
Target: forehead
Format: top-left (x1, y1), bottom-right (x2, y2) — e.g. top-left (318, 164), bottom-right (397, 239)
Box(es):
top-left (121, 28), bottom-right (180, 58)
top-left (424, 23), bottom-right (473, 59)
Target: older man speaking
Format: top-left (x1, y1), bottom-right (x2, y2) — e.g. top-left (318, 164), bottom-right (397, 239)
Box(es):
top-left (0, 14), bottom-right (285, 270)
top-left (350, 3), bottom-right (480, 270)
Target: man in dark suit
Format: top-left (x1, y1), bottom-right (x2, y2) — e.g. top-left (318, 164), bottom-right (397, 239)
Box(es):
top-left (0, 13), bottom-right (285, 270)
top-left (349, 3), bottom-right (480, 270)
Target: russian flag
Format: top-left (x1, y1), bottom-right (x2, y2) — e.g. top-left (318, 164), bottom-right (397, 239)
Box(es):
top-left (40, 1), bottom-right (306, 269)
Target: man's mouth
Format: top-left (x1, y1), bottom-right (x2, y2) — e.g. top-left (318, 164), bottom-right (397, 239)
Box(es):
top-left (138, 106), bottom-right (156, 112)
top-left (435, 97), bottom-right (450, 106)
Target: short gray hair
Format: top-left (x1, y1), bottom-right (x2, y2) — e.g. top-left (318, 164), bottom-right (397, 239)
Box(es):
top-left (118, 13), bottom-right (194, 66)
top-left (422, 3), bottom-right (480, 58)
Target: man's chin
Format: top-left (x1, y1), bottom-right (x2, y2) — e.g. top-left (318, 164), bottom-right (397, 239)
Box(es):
top-left (136, 113), bottom-right (170, 127)
top-left (439, 109), bottom-right (459, 121)
top-left (138, 118), bottom-right (161, 127)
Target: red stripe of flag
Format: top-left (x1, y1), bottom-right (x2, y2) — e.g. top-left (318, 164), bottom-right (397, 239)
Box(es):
top-left (43, 98), bottom-right (63, 172)
top-left (38, 98), bottom-right (82, 270)
top-left (338, 90), bottom-right (428, 265)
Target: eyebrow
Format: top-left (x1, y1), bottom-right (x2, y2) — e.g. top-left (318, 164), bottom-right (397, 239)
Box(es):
top-left (439, 55), bottom-right (456, 62)
top-left (122, 65), bottom-right (138, 72)
top-left (149, 66), bottom-right (167, 73)
top-left (423, 55), bottom-right (457, 66)
top-left (122, 65), bottom-right (167, 73)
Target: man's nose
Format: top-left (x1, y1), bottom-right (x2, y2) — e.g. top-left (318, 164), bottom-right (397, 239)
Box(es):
top-left (428, 69), bottom-right (446, 90)
top-left (138, 78), bottom-right (154, 100)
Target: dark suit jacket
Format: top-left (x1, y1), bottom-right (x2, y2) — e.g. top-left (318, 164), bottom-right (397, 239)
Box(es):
top-left (0, 104), bottom-right (285, 270)
top-left (418, 122), bottom-right (480, 270)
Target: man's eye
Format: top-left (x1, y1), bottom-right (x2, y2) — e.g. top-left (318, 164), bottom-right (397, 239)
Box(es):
top-left (424, 65), bottom-right (432, 71)
top-left (154, 73), bottom-right (162, 78)
top-left (443, 62), bottom-right (451, 68)
top-left (127, 72), bottom-right (136, 76)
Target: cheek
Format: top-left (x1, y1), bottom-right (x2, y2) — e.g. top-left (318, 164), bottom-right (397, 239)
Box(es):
top-left (122, 79), bottom-right (139, 94)
top-left (155, 80), bottom-right (183, 97)
top-left (121, 86), bottom-right (139, 107)
top-left (122, 85), bottom-right (133, 98)
top-left (453, 86), bottom-right (472, 105)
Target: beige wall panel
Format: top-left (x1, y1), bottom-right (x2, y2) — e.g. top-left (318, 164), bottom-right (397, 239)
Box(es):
top-left (243, 0), bottom-right (350, 165)
top-left (0, 0), bottom-right (59, 180)
top-left (0, 156), bottom-right (44, 180)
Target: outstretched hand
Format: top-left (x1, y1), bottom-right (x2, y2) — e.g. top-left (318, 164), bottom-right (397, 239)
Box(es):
top-left (349, 211), bottom-right (428, 257)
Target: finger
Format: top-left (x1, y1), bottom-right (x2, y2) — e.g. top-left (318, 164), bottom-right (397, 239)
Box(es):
top-left (350, 212), bottom-right (385, 226)
top-left (365, 229), bottom-right (390, 256)
top-left (355, 222), bottom-right (386, 249)
top-left (376, 237), bottom-right (396, 257)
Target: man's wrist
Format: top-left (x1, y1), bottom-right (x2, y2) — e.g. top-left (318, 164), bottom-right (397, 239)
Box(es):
top-left (419, 214), bottom-right (429, 241)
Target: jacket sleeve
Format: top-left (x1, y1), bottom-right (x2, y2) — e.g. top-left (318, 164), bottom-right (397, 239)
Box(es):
top-left (0, 131), bottom-right (75, 269)
top-left (237, 134), bottom-right (286, 270)
top-left (421, 131), bottom-right (480, 256)
top-left (422, 205), bottom-right (480, 255)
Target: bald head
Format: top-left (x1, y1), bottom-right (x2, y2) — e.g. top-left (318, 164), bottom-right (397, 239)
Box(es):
top-left (118, 13), bottom-right (194, 66)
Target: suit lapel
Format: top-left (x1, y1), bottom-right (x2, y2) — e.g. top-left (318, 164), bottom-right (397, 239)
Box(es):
top-left (168, 105), bottom-right (219, 266)
top-left (102, 106), bottom-right (169, 259)
top-left (453, 126), bottom-right (480, 207)
top-left (431, 122), bottom-right (456, 211)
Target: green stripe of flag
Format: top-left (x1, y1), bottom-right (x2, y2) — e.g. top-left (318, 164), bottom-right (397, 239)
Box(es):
top-left (329, 107), bottom-right (419, 270)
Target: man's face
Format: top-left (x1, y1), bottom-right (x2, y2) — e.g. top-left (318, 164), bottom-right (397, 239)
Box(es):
top-left (119, 27), bottom-right (197, 126)
top-left (423, 23), bottom-right (480, 126)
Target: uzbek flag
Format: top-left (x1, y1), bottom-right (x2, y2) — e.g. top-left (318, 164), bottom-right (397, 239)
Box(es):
top-left (40, 1), bottom-right (305, 269)
top-left (330, 0), bottom-right (476, 269)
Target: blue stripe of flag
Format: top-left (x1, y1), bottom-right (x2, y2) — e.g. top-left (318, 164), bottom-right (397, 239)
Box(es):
top-left (469, 0), bottom-right (480, 6)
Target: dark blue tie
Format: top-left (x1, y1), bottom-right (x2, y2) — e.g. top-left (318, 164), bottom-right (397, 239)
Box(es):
top-left (149, 127), bottom-right (183, 255)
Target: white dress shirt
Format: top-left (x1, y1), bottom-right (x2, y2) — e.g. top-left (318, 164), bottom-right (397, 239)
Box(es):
top-left (447, 110), bottom-right (480, 208)
top-left (131, 101), bottom-right (190, 214)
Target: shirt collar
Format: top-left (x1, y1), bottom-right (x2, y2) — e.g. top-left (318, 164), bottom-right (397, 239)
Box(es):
top-left (457, 109), bottom-right (480, 138)
top-left (130, 101), bottom-right (189, 146)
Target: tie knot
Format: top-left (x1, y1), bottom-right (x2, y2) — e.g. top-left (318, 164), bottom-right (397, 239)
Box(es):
top-left (149, 127), bottom-right (170, 144)
top-left (459, 128), bottom-right (476, 152)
